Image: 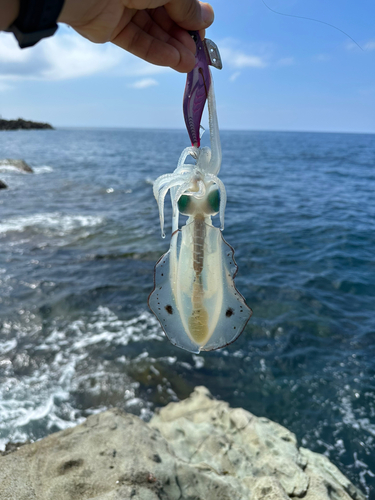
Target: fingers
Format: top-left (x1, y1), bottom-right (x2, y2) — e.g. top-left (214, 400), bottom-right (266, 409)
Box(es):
top-left (112, 10), bottom-right (196, 72)
top-left (165, 0), bottom-right (214, 31)
top-left (125, 0), bottom-right (214, 32)
top-left (148, 7), bottom-right (196, 54)
top-left (64, 0), bottom-right (215, 73)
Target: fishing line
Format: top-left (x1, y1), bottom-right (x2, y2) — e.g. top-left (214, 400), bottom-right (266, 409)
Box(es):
top-left (261, 0), bottom-right (363, 51)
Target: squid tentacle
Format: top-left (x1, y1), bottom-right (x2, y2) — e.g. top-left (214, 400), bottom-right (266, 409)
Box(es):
top-left (172, 180), bottom-right (197, 217)
top-left (193, 180), bottom-right (207, 200)
top-left (157, 177), bottom-right (189, 237)
top-left (207, 73), bottom-right (222, 176)
top-left (176, 147), bottom-right (199, 171)
top-left (153, 173), bottom-right (187, 199)
top-left (153, 173), bottom-right (177, 201)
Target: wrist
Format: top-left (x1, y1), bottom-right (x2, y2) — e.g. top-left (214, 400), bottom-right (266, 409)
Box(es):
top-left (0, 0), bottom-right (20, 30)
top-left (6, 0), bottom-right (65, 48)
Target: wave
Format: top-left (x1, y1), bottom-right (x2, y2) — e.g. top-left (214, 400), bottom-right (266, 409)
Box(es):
top-left (0, 164), bottom-right (53, 175)
top-left (0, 307), bottom-right (163, 451)
top-left (0, 165), bottom-right (26, 174)
top-left (0, 213), bottom-right (104, 235)
top-left (33, 166), bottom-right (53, 174)
top-left (0, 339), bottom-right (17, 355)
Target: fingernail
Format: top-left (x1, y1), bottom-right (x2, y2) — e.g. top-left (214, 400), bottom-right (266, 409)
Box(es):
top-left (201, 3), bottom-right (214, 26)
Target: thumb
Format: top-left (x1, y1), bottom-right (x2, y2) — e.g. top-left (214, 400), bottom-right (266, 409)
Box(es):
top-left (165, 0), bottom-right (214, 31)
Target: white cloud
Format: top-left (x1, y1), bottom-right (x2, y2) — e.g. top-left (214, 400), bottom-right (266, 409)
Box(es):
top-left (218, 38), bottom-right (269, 70)
top-left (314, 54), bottom-right (330, 62)
top-left (0, 82), bottom-right (11, 92)
top-left (126, 62), bottom-right (171, 77)
top-left (277, 57), bottom-right (294, 66)
top-left (364, 40), bottom-right (375, 51)
top-left (346, 39), bottom-right (374, 52)
top-left (128, 78), bottom-right (158, 89)
top-left (42, 33), bottom-right (123, 80)
top-left (220, 47), bottom-right (267, 68)
top-left (229, 71), bottom-right (241, 82)
top-left (0, 28), bottom-right (170, 83)
top-left (0, 31), bottom-right (120, 80)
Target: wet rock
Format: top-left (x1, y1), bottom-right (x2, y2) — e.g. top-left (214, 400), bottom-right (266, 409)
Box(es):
top-left (0, 386), bottom-right (365, 500)
top-left (1, 441), bottom-right (30, 456)
top-left (0, 179), bottom-right (7, 189)
top-left (299, 448), bottom-right (365, 500)
top-left (0, 159), bottom-right (33, 173)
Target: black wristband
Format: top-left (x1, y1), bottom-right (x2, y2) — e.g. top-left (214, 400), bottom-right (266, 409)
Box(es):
top-left (6, 0), bottom-right (65, 49)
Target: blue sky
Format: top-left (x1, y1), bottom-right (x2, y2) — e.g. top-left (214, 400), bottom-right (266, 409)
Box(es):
top-left (1, 0), bottom-right (374, 133)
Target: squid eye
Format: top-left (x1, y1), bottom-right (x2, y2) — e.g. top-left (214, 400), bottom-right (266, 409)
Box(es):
top-left (206, 189), bottom-right (220, 215)
top-left (178, 194), bottom-right (193, 215)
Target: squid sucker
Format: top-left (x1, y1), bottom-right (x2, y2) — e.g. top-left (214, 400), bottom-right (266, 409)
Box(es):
top-left (148, 33), bottom-right (252, 354)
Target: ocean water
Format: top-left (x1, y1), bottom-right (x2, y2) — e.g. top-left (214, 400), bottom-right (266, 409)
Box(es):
top-left (0, 128), bottom-right (374, 497)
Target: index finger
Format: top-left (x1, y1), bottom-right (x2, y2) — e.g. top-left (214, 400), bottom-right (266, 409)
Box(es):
top-left (165, 0), bottom-right (214, 31)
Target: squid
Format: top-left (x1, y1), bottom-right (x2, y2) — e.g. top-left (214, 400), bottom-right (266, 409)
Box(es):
top-left (148, 33), bottom-right (252, 353)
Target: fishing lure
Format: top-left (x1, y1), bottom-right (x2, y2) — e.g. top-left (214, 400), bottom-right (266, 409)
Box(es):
top-left (149, 33), bottom-right (252, 353)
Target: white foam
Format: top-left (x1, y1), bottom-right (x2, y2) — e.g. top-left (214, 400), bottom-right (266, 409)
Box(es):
top-left (0, 339), bottom-right (17, 354)
top-left (312, 393), bottom-right (375, 495)
top-left (0, 213), bottom-right (104, 235)
top-left (339, 396), bottom-right (375, 437)
top-left (33, 166), bottom-right (53, 174)
top-left (192, 355), bottom-right (204, 369)
top-left (70, 307), bottom-right (163, 350)
top-left (0, 165), bottom-right (26, 174)
top-left (0, 307), bottom-right (162, 449)
top-left (15, 396), bottom-right (55, 427)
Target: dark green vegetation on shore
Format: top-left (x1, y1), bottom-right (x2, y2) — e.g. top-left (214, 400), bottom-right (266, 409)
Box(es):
top-left (0, 118), bottom-right (53, 131)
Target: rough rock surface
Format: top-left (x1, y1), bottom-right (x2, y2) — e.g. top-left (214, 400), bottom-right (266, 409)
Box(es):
top-left (151, 387), bottom-right (365, 500)
top-left (0, 118), bottom-right (53, 130)
top-left (0, 386), bottom-right (365, 500)
top-left (0, 179), bottom-right (7, 189)
top-left (0, 158), bottom-right (33, 173)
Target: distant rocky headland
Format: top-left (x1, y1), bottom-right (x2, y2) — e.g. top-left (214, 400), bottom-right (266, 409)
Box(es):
top-left (0, 118), bottom-right (53, 131)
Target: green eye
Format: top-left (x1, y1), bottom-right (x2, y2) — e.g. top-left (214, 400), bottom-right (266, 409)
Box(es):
top-left (207, 189), bottom-right (220, 214)
top-left (178, 195), bottom-right (191, 215)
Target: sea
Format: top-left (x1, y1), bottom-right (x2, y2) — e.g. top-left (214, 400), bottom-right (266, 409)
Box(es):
top-left (0, 128), bottom-right (374, 497)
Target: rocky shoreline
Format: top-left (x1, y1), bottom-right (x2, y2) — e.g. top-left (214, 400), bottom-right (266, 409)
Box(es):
top-left (0, 159), bottom-right (34, 189)
top-left (0, 118), bottom-right (53, 131)
top-left (0, 386), bottom-right (365, 500)
top-left (0, 158), bottom-right (33, 173)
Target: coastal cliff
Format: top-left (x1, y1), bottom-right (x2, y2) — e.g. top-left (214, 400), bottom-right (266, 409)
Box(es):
top-left (0, 386), bottom-right (365, 500)
top-left (0, 118), bottom-right (53, 131)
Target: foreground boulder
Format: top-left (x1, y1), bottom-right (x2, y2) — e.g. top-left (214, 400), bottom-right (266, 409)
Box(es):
top-left (0, 159), bottom-right (33, 173)
top-left (0, 180), bottom-right (7, 189)
top-left (0, 386), bottom-right (365, 500)
top-left (0, 118), bottom-right (53, 130)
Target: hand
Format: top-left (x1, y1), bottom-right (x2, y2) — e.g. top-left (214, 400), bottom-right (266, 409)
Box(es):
top-left (59, 0), bottom-right (214, 72)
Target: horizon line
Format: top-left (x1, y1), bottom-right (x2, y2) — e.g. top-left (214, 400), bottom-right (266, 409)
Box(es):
top-left (50, 126), bottom-right (375, 136)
